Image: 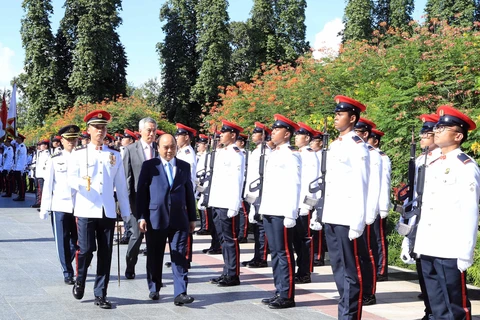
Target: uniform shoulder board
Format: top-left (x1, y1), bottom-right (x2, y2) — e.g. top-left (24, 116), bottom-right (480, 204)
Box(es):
top-left (352, 135), bottom-right (363, 144)
top-left (457, 152), bottom-right (472, 165)
top-left (367, 144), bottom-right (374, 151)
top-left (51, 151), bottom-right (62, 158)
top-left (185, 148), bottom-right (190, 154)
top-left (379, 151), bottom-right (386, 156)
top-left (75, 144), bottom-right (87, 151)
top-left (232, 146), bottom-right (241, 153)
top-left (288, 146), bottom-right (297, 151)
top-left (242, 150), bottom-right (246, 155)
top-left (307, 147), bottom-right (314, 152)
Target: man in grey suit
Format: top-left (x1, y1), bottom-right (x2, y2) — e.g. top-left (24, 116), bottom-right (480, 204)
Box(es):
top-left (123, 117), bottom-right (157, 285)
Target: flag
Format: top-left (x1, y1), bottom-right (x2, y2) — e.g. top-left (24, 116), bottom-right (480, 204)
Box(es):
top-left (6, 83), bottom-right (17, 137)
top-left (0, 93), bottom-right (6, 138)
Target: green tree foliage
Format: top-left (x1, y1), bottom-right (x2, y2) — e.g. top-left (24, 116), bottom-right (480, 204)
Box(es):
top-left (51, 28), bottom-right (74, 113)
top-left (157, 0), bottom-right (200, 126)
top-left (247, 0), bottom-right (275, 71)
top-left (343, 0), bottom-right (374, 41)
top-left (192, 0), bottom-right (231, 105)
top-left (69, 0), bottom-right (128, 105)
top-left (20, 0), bottom-right (56, 126)
top-left (374, 0), bottom-right (414, 30)
top-left (229, 21), bottom-right (252, 83)
top-left (425, 0), bottom-right (475, 26)
top-left (131, 78), bottom-right (163, 111)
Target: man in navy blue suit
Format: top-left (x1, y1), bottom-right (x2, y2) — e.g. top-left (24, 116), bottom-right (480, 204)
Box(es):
top-left (136, 134), bottom-right (196, 305)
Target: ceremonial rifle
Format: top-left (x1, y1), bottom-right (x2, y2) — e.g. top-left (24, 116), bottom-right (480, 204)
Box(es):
top-left (197, 128), bottom-right (218, 207)
top-left (303, 118), bottom-right (329, 223)
top-left (241, 135), bottom-right (250, 199)
top-left (397, 127), bottom-right (416, 215)
top-left (248, 130), bottom-right (266, 221)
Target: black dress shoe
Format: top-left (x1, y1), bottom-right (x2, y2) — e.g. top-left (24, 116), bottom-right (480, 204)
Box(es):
top-left (174, 293), bottom-right (194, 306)
top-left (363, 294), bottom-right (376, 306)
top-left (12, 197), bottom-right (25, 201)
top-left (261, 294), bottom-right (279, 305)
top-left (149, 292), bottom-right (160, 300)
top-left (142, 248), bottom-right (147, 256)
top-left (248, 260), bottom-right (268, 268)
top-left (217, 275), bottom-right (240, 287)
top-left (125, 271), bottom-right (135, 279)
top-left (295, 274), bottom-right (311, 284)
top-left (268, 297), bottom-right (295, 309)
top-left (72, 282), bottom-right (84, 300)
top-left (207, 248), bottom-right (222, 255)
top-left (202, 247), bottom-right (211, 253)
top-left (94, 296), bottom-right (112, 309)
top-left (377, 274), bottom-right (388, 282)
top-left (64, 276), bottom-right (75, 285)
top-left (313, 259), bottom-right (325, 266)
top-left (115, 237), bottom-right (130, 245)
top-left (165, 262), bottom-right (172, 268)
top-left (31, 203), bottom-right (40, 208)
top-left (209, 274), bottom-right (225, 284)
top-left (195, 229), bottom-right (210, 235)
top-left (238, 237), bottom-right (248, 243)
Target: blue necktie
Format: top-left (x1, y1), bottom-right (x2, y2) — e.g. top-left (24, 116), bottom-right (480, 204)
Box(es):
top-left (166, 162), bottom-right (174, 187)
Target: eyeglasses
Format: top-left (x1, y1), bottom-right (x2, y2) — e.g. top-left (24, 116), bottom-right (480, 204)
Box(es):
top-left (419, 132), bottom-right (434, 139)
top-left (433, 125), bottom-right (461, 134)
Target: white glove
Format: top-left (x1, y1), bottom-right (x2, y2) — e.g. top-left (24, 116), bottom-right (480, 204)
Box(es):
top-left (283, 217), bottom-right (296, 228)
top-left (197, 195), bottom-right (206, 211)
top-left (310, 220), bottom-right (322, 231)
top-left (248, 206), bottom-right (257, 224)
top-left (348, 228), bottom-right (362, 240)
top-left (298, 207), bottom-right (310, 216)
top-left (39, 210), bottom-right (49, 220)
top-left (457, 258), bottom-right (472, 272)
top-left (380, 210), bottom-right (388, 219)
top-left (227, 209), bottom-right (238, 218)
top-left (400, 246), bottom-right (415, 264)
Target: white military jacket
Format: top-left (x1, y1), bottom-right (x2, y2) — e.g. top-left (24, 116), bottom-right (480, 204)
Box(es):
top-left (244, 143), bottom-right (272, 200)
top-left (377, 148), bottom-right (392, 215)
top-left (68, 143), bottom-right (130, 219)
top-left (35, 150), bottom-right (51, 178)
top-left (3, 146), bottom-right (14, 171)
top-left (321, 130), bottom-right (370, 232)
top-left (177, 144), bottom-right (197, 190)
top-left (259, 143), bottom-right (301, 219)
top-left (208, 144), bottom-right (245, 211)
top-left (414, 148), bottom-right (480, 261)
top-left (13, 143), bottom-right (27, 172)
top-left (365, 144), bottom-right (382, 224)
top-left (298, 146), bottom-right (319, 214)
top-left (40, 151), bottom-right (75, 215)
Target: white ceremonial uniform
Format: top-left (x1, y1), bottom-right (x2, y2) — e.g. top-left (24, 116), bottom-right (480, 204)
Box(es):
top-left (377, 148), bottom-right (391, 217)
top-left (322, 130), bottom-right (370, 232)
top-left (40, 151), bottom-right (76, 216)
top-left (68, 144), bottom-right (130, 219)
top-left (208, 145), bottom-right (245, 211)
top-left (365, 144), bottom-right (382, 224)
top-left (297, 146), bottom-right (319, 215)
top-left (244, 143), bottom-right (272, 200)
top-left (414, 148), bottom-right (480, 261)
top-left (3, 146), bottom-right (14, 172)
top-left (35, 150), bottom-right (51, 179)
top-left (13, 143), bottom-right (27, 172)
top-left (259, 143), bottom-right (301, 219)
top-left (177, 144), bottom-right (197, 190)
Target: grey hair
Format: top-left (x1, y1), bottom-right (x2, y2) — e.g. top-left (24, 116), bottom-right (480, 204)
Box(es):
top-left (138, 117), bottom-right (157, 131)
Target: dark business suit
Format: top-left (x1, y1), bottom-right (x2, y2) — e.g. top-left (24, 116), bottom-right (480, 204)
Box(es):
top-left (136, 157), bottom-right (197, 296)
top-left (123, 140), bottom-right (157, 282)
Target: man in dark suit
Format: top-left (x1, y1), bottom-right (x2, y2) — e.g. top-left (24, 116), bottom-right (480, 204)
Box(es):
top-left (123, 117), bottom-right (157, 283)
top-left (137, 134), bottom-right (196, 305)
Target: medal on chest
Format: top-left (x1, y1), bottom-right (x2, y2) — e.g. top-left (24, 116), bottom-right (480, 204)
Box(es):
top-left (109, 152), bottom-right (116, 167)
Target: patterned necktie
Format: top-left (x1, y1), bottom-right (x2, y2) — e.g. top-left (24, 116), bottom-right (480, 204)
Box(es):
top-left (166, 162), bottom-right (174, 187)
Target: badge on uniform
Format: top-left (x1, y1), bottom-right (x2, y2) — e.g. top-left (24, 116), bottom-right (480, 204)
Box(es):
top-left (185, 149), bottom-right (190, 154)
top-left (109, 152), bottom-right (116, 167)
top-left (445, 168), bottom-right (450, 174)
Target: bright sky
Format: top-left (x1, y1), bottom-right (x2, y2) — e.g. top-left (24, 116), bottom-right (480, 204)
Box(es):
top-left (0, 0), bottom-right (427, 90)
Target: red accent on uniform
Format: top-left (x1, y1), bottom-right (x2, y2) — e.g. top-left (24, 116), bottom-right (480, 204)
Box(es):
top-left (353, 239), bottom-right (363, 319)
top-left (231, 214), bottom-right (240, 275)
top-left (176, 123), bottom-right (197, 137)
top-left (203, 209), bottom-right (209, 230)
top-left (371, 128), bottom-right (384, 137)
top-left (366, 224), bottom-right (377, 294)
top-left (185, 234), bottom-right (193, 261)
top-left (75, 217), bottom-right (80, 278)
top-left (334, 95), bottom-right (367, 112)
top-left (297, 122), bottom-right (316, 135)
top-left (283, 226), bottom-right (294, 299)
top-left (358, 117), bottom-right (377, 129)
top-left (437, 105), bottom-right (477, 130)
top-left (419, 113), bottom-right (439, 124)
top-left (84, 109), bottom-right (111, 123)
top-left (241, 202), bottom-right (248, 238)
top-left (273, 114), bottom-right (300, 132)
top-left (461, 271), bottom-right (471, 320)
top-left (263, 234), bottom-right (269, 261)
top-left (317, 230), bottom-right (323, 258)
top-left (221, 120), bottom-right (244, 133)
top-left (379, 218), bottom-right (387, 276)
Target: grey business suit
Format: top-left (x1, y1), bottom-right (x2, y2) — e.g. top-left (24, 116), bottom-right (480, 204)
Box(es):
top-left (123, 140), bottom-right (157, 285)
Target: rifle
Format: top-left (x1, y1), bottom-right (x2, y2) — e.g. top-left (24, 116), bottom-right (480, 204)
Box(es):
top-left (248, 130), bottom-right (266, 221)
top-left (396, 147), bottom-right (428, 239)
top-left (197, 129), bottom-right (218, 207)
top-left (397, 127), bottom-right (416, 214)
top-left (196, 133), bottom-right (212, 183)
top-left (241, 135), bottom-right (250, 199)
top-left (303, 118), bottom-right (329, 223)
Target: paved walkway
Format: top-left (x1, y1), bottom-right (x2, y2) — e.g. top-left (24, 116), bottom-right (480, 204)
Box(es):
top-left (1, 193), bottom-right (479, 319)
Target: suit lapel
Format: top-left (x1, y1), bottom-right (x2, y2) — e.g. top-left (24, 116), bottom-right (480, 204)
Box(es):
top-left (171, 160), bottom-right (182, 189)
top-left (136, 141), bottom-right (145, 162)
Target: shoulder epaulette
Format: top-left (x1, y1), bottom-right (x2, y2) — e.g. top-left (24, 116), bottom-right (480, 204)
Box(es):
top-left (185, 148), bottom-right (190, 154)
top-left (75, 144), bottom-right (87, 151)
top-left (306, 147), bottom-right (314, 152)
top-left (457, 152), bottom-right (472, 165)
top-left (51, 151), bottom-right (62, 158)
top-left (367, 144), bottom-right (374, 151)
top-left (288, 146), bottom-right (297, 151)
top-left (232, 146), bottom-right (241, 153)
top-left (352, 135), bottom-right (363, 144)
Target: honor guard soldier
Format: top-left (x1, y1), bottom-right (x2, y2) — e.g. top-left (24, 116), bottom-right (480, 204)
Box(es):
top-left (114, 133), bottom-right (123, 150)
top-left (68, 110), bottom-right (130, 309)
top-left (32, 140), bottom-right (50, 208)
top-left (236, 133), bottom-right (250, 243)
top-left (156, 129), bottom-right (166, 140)
top-left (354, 117), bottom-right (381, 305)
top-left (367, 128), bottom-right (391, 283)
top-left (242, 122), bottom-right (271, 268)
top-left (1, 138), bottom-right (14, 198)
top-left (195, 134), bottom-right (211, 235)
top-left (12, 133), bottom-right (27, 201)
top-left (51, 136), bottom-right (62, 154)
top-left (80, 131), bottom-right (90, 145)
top-left (414, 106), bottom-right (480, 320)
top-left (259, 114), bottom-right (301, 309)
top-left (104, 133), bottom-right (115, 149)
top-left (208, 120), bottom-right (245, 287)
top-left (322, 96), bottom-right (370, 319)
top-left (293, 122), bottom-right (319, 284)
top-left (39, 125), bottom-right (80, 284)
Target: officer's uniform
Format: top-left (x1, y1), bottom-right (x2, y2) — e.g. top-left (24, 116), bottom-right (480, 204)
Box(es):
top-left (33, 142), bottom-right (51, 207)
top-left (235, 133), bottom-right (250, 243)
top-left (293, 123), bottom-right (319, 283)
top-left (195, 135), bottom-right (210, 233)
top-left (322, 96), bottom-right (369, 319)
top-left (39, 125), bottom-right (80, 284)
top-left (208, 120), bottom-right (245, 286)
top-left (243, 122), bottom-right (272, 267)
top-left (13, 135), bottom-right (27, 201)
top-left (68, 110), bottom-right (130, 307)
top-left (414, 106), bottom-right (480, 320)
top-left (259, 115), bottom-right (301, 308)
top-left (1, 142), bottom-right (14, 197)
